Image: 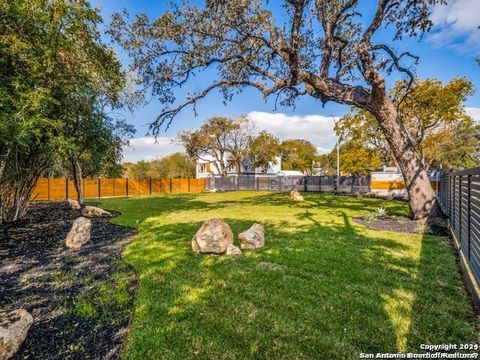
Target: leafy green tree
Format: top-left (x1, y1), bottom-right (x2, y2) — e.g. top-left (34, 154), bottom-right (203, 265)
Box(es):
top-left (150, 153), bottom-right (195, 178)
top-left (110, 0), bottom-right (449, 218)
top-left (322, 141), bottom-right (382, 176)
top-left (280, 139), bottom-right (317, 174)
top-left (130, 161), bottom-right (151, 179)
top-left (177, 117), bottom-right (250, 176)
top-left (248, 131), bottom-right (281, 173)
top-left (0, 0), bottom-right (130, 220)
top-left (335, 78), bottom-right (478, 171)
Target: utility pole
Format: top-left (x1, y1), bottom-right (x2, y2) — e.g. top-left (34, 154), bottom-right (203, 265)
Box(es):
top-left (331, 114), bottom-right (341, 191)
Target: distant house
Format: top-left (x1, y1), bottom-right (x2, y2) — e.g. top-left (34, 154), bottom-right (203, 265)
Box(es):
top-left (196, 154), bottom-right (282, 178)
top-left (276, 170), bottom-right (304, 177)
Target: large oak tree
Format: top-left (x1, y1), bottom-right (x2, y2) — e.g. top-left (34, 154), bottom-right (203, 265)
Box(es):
top-left (110, 0), bottom-right (448, 219)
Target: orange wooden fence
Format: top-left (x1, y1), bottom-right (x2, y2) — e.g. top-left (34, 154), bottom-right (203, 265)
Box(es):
top-left (31, 178), bottom-right (208, 201)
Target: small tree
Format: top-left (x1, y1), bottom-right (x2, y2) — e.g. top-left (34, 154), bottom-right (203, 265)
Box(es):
top-left (324, 140), bottom-right (383, 175)
top-left (249, 131), bottom-right (281, 173)
top-left (130, 161), bottom-right (151, 179)
top-left (150, 152), bottom-right (196, 178)
top-left (226, 116), bottom-right (254, 173)
top-left (110, 0), bottom-right (450, 219)
top-left (281, 139), bottom-right (318, 174)
top-left (177, 117), bottom-right (249, 176)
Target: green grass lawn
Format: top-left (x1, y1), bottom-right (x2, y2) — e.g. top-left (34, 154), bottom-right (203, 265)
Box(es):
top-left (97, 191), bottom-right (479, 359)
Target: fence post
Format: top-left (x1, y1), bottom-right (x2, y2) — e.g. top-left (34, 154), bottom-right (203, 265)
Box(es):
top-left (149, 177), bottom-right (152, 195)
top-left (459, 175), bottom-right (462, 243)
top-left (256, 176), bottom-right (259, 191)
top-left (237, 175), bottom-right (240, 190)
top-left (452, 175), bottom-right (455, 228)
top-left (65, 178), bottom-right (69, 200)
top-left (170, 178), bottom-right (173, 193)
top-left (304, 176), bottom-right (307, 192)
top-left (126, 178), bottom-right (129, 197)
top-left (98, 178), bottom-right (101, 198)
top-left (188, 178), bottom-right (191, 192)
top-left (468, 174), bottom-right (471, 260)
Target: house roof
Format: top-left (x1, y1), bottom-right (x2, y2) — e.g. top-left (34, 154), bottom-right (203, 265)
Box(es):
top-left (277, 170), bottom-right (304, 176)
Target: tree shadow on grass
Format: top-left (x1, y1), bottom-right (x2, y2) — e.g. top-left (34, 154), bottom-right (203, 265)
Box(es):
top-left (100, 192), bottom-right (478, 359)
top-left (119, 210), bottom-right (478, 359)
top-left (247, 191), bottom-right (409, 217)
top-left (406, 232), bottom-right (479, 349)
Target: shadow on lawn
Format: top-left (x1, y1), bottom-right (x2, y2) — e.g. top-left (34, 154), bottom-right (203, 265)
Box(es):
top-left (248, 191), bottom-right (409, 217)
top-left (109, 193), bottom-right (477, 359)
top-left (104, 193), bottom-right (478, 359)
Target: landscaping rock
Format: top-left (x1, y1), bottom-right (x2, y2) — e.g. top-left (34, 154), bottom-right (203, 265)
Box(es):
top-left (67, 199), bottom-right (81, 210)
top-left (65, 217), bottom-right (91, 249)
top-left (239, 223), bottom-right (265, 250)
top-left (290, 190), bottom-right (304, 202)
top-left (82, 205), bottom-right (111, 218)
top-left (0, 309), bottom-right (33, 360)
top-left (192, 218), bottom-right (233, 254)
top-left (226, 244), bottom-right (242, 256)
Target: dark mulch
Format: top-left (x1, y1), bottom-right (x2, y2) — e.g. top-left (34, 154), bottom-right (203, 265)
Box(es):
top-left (353, 215), bottom-right (449, 237)
top-left (0, 202), bottom-right (137, 360)
top-left (354, 215), bottom-right (423, 234)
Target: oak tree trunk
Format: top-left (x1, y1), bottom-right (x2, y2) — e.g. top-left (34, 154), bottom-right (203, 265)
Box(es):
top-left (71, 157), bottom-right (84, 205)
top-left (372, 96), bottom-right (437, 220)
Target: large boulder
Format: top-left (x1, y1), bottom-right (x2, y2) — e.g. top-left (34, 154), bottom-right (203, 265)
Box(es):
top-left (192, 218), bottom-right (233, 254)
top-left (65, 217), bottom-right (91, 249)
top-left (226, 244), bottom-right (242, 256)
top-left (81, 205), bottom-right (111, 218)
top-left (0, 309), bottom-right (33, 360)
top-left (239, 223), bottom-right (265, 250)
top-left (67, 199), bottom-right (81, 210)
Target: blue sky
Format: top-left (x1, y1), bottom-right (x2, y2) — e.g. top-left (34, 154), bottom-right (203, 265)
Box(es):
top-left (90, 0), bottom-right (480, 162)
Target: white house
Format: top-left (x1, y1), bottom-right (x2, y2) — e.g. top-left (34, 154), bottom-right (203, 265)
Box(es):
top-left (196, 154), bottom-right (282, 178)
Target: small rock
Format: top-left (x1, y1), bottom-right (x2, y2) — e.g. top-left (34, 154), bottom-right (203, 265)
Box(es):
top-left (239, 223), bottom-right (265, 250)
top-left (81, 205), bottom-right (111, 218)
top-left (65, 217), bottom-right (91, 249)
top-left (290, 190), bottom-right (304, 202)
top-left (67, 199), bottom-right (81, 209)
top-left (192, 218), bottom-right (233, 254)
top-left (0, 309), bottom-right (33, 360)
top-left (226, 244), bottom-right (242, 256)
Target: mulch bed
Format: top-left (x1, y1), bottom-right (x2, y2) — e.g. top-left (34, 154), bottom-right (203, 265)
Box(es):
top-left (354, 215), bottom-right (423, 234)
top-left (353, 216), bottom-right (450, 236)
top-left (0, 202), bottom-right (137, 360)
top-left (353, 215), bottom-right (449, 236)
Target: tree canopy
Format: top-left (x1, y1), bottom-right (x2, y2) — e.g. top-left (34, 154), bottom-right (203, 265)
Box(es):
top-left (0, 0), bottom-right (131, 220)
top-left (177, 117), bottom-right (253, 176)
top-left (280, 139), bottom-right (318, 174)
top-left (248, 131), bottom-right (281, 173)
top-left (335, 78), bottom-right (479, 170)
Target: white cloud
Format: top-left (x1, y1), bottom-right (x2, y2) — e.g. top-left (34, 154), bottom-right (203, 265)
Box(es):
top-left (122, 136), bottom-right (182, 163)
top-left (123, 112), bottom-right (341, 162)
top-left (466, 107), bottom-right (480, 122)
top-left (429, 0), bottom-right (480, 52)
top-left (247, 111), bottom-right (338, 152)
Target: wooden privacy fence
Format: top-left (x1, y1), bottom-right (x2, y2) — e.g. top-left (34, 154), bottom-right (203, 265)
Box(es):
top-left (31, 178), bottom-right (208, 201)
top-left (437, 167), bottom-right (480, 305)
